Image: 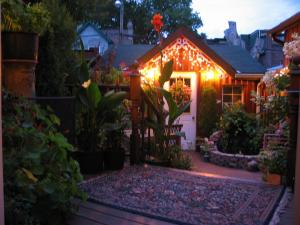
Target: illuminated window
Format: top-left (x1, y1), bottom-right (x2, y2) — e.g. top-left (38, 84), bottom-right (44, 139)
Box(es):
top-left (222, 86), bottom-right (243, 106)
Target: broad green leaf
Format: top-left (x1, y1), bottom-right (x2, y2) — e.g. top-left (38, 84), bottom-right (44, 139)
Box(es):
top-left (87, 82), bottom-right (101, 109)
top-left (79, 62), bottom-right (90, 83)
top-left (159, 60), bottom-right (173, 87)
top-left (49, 114), bottom-right (60, 126)
top-left (22, 168), bottom-right (38, 183)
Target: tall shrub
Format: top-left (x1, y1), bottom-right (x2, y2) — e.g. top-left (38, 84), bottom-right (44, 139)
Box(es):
top-left (217, 103), bottom-right (260, 155)
top-left (198, 87), bottom-right (218, 137)
top-left (36, 0), bottom-right (79, 96)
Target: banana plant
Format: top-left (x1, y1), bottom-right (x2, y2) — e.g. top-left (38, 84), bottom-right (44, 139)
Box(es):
top-left (143, 59), bottom-right (190, 153)
top-left (78, 81), bottom-right (127, 152)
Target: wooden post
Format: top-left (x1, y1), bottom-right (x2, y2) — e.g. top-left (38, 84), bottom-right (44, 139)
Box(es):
top-left (287, 62), bottom-right (300, 189)
top-left (0, 6), bottom-right (5, 224)
top-left (129, 70), bottom-right (141, 165)
top-left (291, 59), bottom-right (300, 225)
top-left (294, 96), bottom-right (300, 225)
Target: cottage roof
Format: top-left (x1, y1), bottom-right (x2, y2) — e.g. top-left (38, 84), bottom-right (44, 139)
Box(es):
top-left (136, 26), bottom-right (265, 77)
top-left (208, 44), bottom-right (266, 74)
top-left (112, 44), bottom-right (154, 68)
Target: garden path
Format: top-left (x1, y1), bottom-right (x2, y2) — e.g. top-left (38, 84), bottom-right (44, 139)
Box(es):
top-left (185, 151), bottom-right (263, 182)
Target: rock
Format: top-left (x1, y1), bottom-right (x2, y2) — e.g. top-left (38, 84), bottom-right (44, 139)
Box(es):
top-left (209, 131), bottom-right (222, 143)
top-left (247, 160), bottom-right (259, 172)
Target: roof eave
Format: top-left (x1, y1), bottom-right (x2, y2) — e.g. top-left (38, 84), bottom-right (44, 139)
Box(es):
top-left (137, 26), bottom-right (237, 78)
top-left (235, 73), bottom-right (264, 80)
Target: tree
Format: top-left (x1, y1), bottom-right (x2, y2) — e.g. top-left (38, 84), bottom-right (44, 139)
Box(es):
top-left (63, 0), bottom-right (111, 24)
top-left (98, 0), bottom-right (202, 44)
top-left (36, 0), bottom-right (78, 96)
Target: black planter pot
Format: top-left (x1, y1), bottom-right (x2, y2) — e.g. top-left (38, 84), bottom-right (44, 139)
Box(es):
top-left (104, 148), bottom-right (125, 170)
top-left (2, 31), bottom-right (39, 61)
top-left (73, 151), bottom-right (104, 174)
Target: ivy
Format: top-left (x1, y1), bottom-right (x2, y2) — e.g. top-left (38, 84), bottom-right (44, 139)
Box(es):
top-left (3, 91), bottom-right (86, 225)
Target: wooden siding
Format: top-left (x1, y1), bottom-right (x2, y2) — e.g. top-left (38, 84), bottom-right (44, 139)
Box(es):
top-left (284, 21), bottom-right (300, 66)
top-left (199, 74), bottom-right (257, 113)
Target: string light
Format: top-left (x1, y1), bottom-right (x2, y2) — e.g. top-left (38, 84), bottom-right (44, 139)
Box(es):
top-left (140, 37), bottom-right (227, 82)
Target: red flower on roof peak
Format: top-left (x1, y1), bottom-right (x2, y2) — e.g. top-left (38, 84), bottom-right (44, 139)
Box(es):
top-left (151, 13), bottom-right (164, 32)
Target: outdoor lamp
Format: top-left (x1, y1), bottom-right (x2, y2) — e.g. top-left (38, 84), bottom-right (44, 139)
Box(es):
top-left (115, 0), bottom-right (124, 43)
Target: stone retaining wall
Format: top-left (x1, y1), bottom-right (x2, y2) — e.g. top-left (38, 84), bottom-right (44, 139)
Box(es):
top-left (209, 147), bottom-right (259, 170)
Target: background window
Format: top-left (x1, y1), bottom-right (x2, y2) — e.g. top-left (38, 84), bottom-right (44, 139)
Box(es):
top-left (222, 86), bottom-right (243, 105)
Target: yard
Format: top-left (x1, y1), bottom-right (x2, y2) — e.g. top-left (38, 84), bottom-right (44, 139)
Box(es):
top-left (1, 1), bottom-right (300, 225)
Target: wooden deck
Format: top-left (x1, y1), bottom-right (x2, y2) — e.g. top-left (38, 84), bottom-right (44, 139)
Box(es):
top-left (68, 200), bottom-right (175, 225)
top-left (279, 197), bottom-right (294, 225)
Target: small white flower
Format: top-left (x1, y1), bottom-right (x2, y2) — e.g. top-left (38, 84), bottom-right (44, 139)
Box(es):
top-left (82, 79), bottom-right (91, 89)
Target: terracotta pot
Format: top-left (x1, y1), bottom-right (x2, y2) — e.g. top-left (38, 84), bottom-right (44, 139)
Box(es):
top-left (266, 173), bottom-right (281, 185)
top-left (279, 90), bottom-right (288, 97)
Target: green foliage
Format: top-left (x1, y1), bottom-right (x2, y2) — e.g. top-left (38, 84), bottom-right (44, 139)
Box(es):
top-left (217, 103), bottom-right (260, 155)
top-left (159, 60), bottom-right (174, 87)
top-left (1, 0), bottom-right (50, 34)
top-left (76, 60), bottom-right (127, 152)
top-left (3, 91), bottom-right (86, 225)
top-left (35, 0), bottom-right (78, 96)
top-left (143, 60), bottom-right (190, 154)
top-left (259, 145), bottom-right (287, 175)
top-left (168, 145), bottom-right (191, 170)
top-left (273, 75), bottom-right (290, 91)
top-left (101, 67), bottom-right (129, 85)
top-left (97, 0), bottom-right (203, 44)
top-left (198, 87), bottom-right (218, 137)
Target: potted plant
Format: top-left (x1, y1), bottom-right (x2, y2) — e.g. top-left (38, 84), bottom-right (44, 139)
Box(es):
top-left (75, 78), bottom-right (127, 174)
top-left (259, 145), bottom-right (287, 185)
top-left (1, 0), bottom-right (50, 97)
top-left (103, 106), bottom-right (128, 170)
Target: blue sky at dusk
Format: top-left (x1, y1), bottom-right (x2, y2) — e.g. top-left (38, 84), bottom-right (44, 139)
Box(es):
top-left (192, 0), bottom-right (300, 38)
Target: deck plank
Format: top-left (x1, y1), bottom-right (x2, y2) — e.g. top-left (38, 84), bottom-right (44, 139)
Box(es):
top-left (278, 198), bottom-right (294, 225)
top-left (80, 200), bottom-right (175, 225)
top-left (70, 200), bottom-right (175, 225)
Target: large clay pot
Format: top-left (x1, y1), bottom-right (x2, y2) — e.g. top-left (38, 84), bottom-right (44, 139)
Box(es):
top-left (2, 31), bottom-right (39, 97)
top-left (73, 151), bottom-right (104, 174)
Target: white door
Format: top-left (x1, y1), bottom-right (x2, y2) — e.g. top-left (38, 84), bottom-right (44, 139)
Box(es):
top-left (165, 72), bottom-right (197, 150)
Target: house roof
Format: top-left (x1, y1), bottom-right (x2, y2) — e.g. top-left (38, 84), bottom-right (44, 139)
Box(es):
top-left (268, 12), bottom-right (300, 36)
top-left (77, 22), bottom-right (113, 45)
top-left (268, 11), bottom-right (300, 44)
top-left (208, 44), bottom-right (266, 74)
top-left (112, 44), bottom-right (154, 68)
top-left (137, 26), bottom-right (265, 77)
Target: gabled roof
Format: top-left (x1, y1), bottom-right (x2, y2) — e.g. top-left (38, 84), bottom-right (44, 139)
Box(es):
top-left (208, 44), bottom-right (266, 74)
top-left (269, 12), bottom-right (300, 36)
top-left (77, 22), bottom-right (113, 45)
top-left (113, 44), bottom-right (154, 68)
top-left (137, 26), bottom-right (265, 77)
